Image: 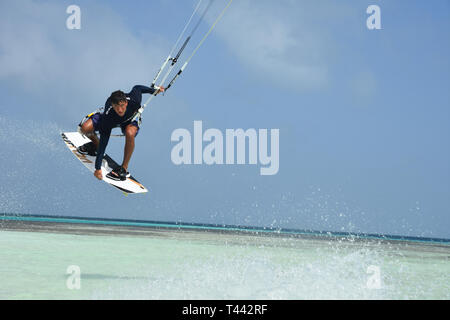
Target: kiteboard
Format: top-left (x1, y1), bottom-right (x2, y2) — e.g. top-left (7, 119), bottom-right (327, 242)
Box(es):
top-left (61, 132), bottom-right (148, 195)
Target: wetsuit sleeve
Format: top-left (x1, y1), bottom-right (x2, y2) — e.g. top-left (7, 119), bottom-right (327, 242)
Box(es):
top-left (95, 128), bottom-right (112, 170)
top-left (128, 85), bottom-right (156, 105)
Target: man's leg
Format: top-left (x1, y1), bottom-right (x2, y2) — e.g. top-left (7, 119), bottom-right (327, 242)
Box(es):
top-left (122, 123), bottom-right (138, 171)
top-left (79, 118), bottom-right (100, 147)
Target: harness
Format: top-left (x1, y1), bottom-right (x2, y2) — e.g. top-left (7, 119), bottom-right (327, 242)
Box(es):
top-left (78, 104), bottom-right (142, 136)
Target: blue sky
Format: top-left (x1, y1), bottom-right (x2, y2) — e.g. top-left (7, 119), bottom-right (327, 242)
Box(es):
top-left (0, 0), bottom-right (449, 238)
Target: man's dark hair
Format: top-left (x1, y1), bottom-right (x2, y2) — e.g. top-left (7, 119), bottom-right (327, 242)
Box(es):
top-left (109, 90), bottom-right (127, 105)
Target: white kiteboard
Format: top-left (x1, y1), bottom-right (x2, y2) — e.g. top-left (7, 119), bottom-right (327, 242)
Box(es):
top-left (61, 132), bottom-right (148, 195)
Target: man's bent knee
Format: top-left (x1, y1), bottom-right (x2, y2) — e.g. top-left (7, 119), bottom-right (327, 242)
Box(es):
top-left (124, 125), bottom-right (138, 138)
top-left (80, 119), bottom-right (95, 134)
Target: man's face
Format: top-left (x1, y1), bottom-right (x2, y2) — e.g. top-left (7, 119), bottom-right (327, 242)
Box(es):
top-left (113, 100), bottom-right (128, 117)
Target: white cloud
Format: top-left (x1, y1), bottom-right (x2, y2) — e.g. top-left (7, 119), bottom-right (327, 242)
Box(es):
top-left (0, 0), bottom-right (168, 122)
top-left (210, 0), bottom-right (341, 91)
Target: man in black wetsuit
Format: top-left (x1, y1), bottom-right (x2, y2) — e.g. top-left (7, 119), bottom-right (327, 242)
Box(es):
top-left (77, 85), bottom-right (164, 181)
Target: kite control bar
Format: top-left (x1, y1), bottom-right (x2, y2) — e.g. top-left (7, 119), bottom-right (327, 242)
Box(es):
top-left (138, 0), bottom-right (233, 118)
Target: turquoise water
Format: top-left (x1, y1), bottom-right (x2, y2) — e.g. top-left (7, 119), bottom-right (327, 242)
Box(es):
top-left (0, 215), bottom-right (449, 299)
top-left (2, 214), bottom-right (448, 243)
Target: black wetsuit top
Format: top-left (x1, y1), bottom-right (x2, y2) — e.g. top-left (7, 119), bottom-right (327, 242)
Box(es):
top-left (95, 85), bottom-right (156, 170)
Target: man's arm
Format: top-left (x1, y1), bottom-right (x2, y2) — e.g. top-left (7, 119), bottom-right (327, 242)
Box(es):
top-left (133, 85), bottom-right (156, 94)
top-left (94, 128), bottom-right (111, 179)
top-left (128, 85), bottom-right (163, 105)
